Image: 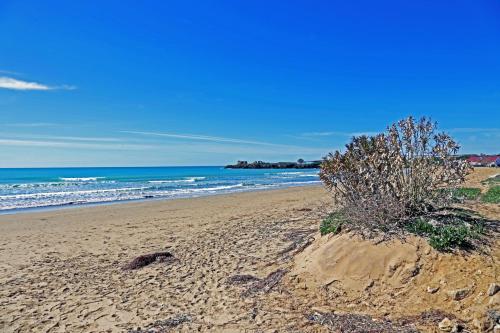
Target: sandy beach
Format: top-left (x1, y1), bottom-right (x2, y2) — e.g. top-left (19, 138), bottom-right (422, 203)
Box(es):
top-left (0, 186), bottom-right (330, 332)
top-left (1, 169), bottom-right (498, 332)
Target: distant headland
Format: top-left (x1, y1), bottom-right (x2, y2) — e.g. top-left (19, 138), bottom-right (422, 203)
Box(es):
top-left (225, 159), bottom-right (321, 169)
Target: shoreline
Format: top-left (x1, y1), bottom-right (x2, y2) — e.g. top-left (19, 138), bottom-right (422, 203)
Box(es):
top-left (0, 182), bottom-right (322, 216)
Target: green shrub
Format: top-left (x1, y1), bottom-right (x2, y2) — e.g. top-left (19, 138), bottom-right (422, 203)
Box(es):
top-left (481, 186), bottom-right (500, 204)
top-left (428, 225), bottom-right (471, 251)
top-left (405, 217), bottom-right (484, 251)
top-left (405, 218), bottom-right (435, 235)
top-left (451, 187), bottom-right (481, 201)
top-left (320, 212), bottom-right (345, 235)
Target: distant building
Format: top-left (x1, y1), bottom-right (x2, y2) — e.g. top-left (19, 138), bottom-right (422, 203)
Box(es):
top-left (466, 155), bottom-right (500, 167)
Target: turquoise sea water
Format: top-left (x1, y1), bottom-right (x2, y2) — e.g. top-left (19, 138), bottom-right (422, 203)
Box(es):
top-left (0, 167), bottom-right (320, 213)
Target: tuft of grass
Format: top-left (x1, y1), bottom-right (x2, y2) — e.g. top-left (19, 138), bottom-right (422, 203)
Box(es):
top-left (481, 186), bottom-right (500, 204)
top-left (428, 225), bottom-right (471, 251)
top-left (320, 212), bottom-right (345, 235)
top-left (405, 217), bottom-right (484, 252)
top-left (451, 187), bottom-right (481, 201)
top-left (405, 217), bottom-right (435, 236)
top-left (481, 174), bottom-right (500, 185)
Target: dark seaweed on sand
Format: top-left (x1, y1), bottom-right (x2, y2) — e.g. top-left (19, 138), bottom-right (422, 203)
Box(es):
top-left (123, 251), bottom-right (174, 270)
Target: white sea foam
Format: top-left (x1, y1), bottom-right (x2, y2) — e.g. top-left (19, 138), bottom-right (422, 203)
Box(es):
top-left (282, 180), bottom-right (322, 186)
top-left (0, 186), bottom-right (150, 200)
top-left (148, 180), bottom-right (185, 184)
top-left (148, 176), bottom-right (205, 184)
top-left (269, 171), bottom-right (319, 178)
top-left (59, 177), bottom-right (105, 182)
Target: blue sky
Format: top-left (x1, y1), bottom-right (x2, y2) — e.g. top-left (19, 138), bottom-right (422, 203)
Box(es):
top-left (0, 0), bottom-right (499, 167)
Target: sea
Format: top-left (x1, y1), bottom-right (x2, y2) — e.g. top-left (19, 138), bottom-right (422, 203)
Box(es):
top-left (0, 166), bottom-right (321, 213)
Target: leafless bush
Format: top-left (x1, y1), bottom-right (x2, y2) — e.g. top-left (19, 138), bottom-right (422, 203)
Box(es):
top-left (320, 116), bottom-right (471, 230)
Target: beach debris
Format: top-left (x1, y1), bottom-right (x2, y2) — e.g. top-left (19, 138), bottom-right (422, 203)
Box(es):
top-left (364, 279), bottom-right (375, 290)
top-left (127, 314), bottom-right (191, 332)
top-left (123, 251), bottom-right (175, 270)
top-left (488, 283), bottom-right (500, 296)
top-left (488, 310), bottom-right (500, 324)
top-left (471, 310), bottom-right (499, 332)
top-left (278, 228), bottom-right (315, 259)
top-left (447, 288), bottom-right (470, 301)
top-left (241, 269), bottom-right (288, 297)
top-left (306, 311), bottom-right (419, 333)
top-left (490, 293), bottom-right (500, 306)
top-left (427, 285), bottom-right (440, 294)
top-left (398, 309), bottom-right (465, 330)
top-left (226, 274), bottom-right (261, 285)
top-left (438, 317), bottom-right (460, 332)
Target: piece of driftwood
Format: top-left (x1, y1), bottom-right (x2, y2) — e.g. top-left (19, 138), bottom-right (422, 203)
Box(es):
top-left (241, 269), bottom-right (287, 297)
top-left (307, 311), bottom-right (419, 333)
top-left (397, 309), bottom-right (465, 329)
top-left (123, 251), bottom-right (174, 270)
top-left (226, 274), bottom-right (261, 285)
top-left (127, 314), bottom-right (191, 332)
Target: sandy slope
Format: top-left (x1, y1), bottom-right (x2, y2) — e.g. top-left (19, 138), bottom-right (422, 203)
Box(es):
top-left (0, 168), bottom-right (498, 332)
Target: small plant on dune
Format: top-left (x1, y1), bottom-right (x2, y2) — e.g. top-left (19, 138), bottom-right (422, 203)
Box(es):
top-left (405, 216), bottom-right (484, 251)
top-left (320, 212), bottom-right (345, 235)
top-left (450, 187), bottom-right (481, 201)
top-left (481, 174), bottom-right (500, 185)
top-left (428, 224), bottom-right (476, 251)
top-left (405, 217), bottom-right (435, 236)
top-left (320, 116), bottom-right (472, 245)
top-left (481, 185), bottom-right (500, 204)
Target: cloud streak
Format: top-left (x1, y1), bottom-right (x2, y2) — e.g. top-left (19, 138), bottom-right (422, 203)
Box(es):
top-left (122, 130), bottom-right (333, 155)
top-left (301, 130), bottom-right (379, 137)
top-left (3, 122), bottom-right (60, 128)
top-left (0, 138), bottom-right (152, 150)
top-left (123, 130), bottom-right (290, 147)
top-left (445, 127), bottom-right (500, 133)
top-left (0, 76), bottom-right (75, 91)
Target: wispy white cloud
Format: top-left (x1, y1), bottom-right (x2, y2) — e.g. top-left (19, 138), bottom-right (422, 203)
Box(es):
top-left (0, 76), bottom-right (76, 91)
top-left (123, 130), bottom-right (289, 147)
top-left (304, 128), bottom-right (500, 138)
top-left (0, 137), bottom-right (330, 156)
top-left (0, 70), bottom-right (22, 75)
top-left (301, 130), bottom-right (379, 137)
top-left (350, 131), bottom-right (380, 137)
top-left (445, 127), bottom-right (500, 133)
top-left (0, 138), bottom-right (152, 150)
top-left (38, 135), bottom-right (122, 142)
top-left (122, 130), bottom-right (333, 155)
top-left (2, 133), bottom-right (124, 142)
top-left (301, 131), bottom-right (347, 137)
top-left (0, 130), bottom-right (332, 163)
top-left (3, 122), bottom-right (60, 128)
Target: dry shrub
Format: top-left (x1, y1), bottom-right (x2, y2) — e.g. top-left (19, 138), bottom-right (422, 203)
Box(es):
top-left (320, 116), bottom-right (471, 230)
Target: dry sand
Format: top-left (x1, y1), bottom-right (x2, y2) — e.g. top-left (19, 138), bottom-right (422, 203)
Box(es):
top-left (0, 186), bottom-right (331, 332)
top-left (0, 168), bottom-right (499, 332)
